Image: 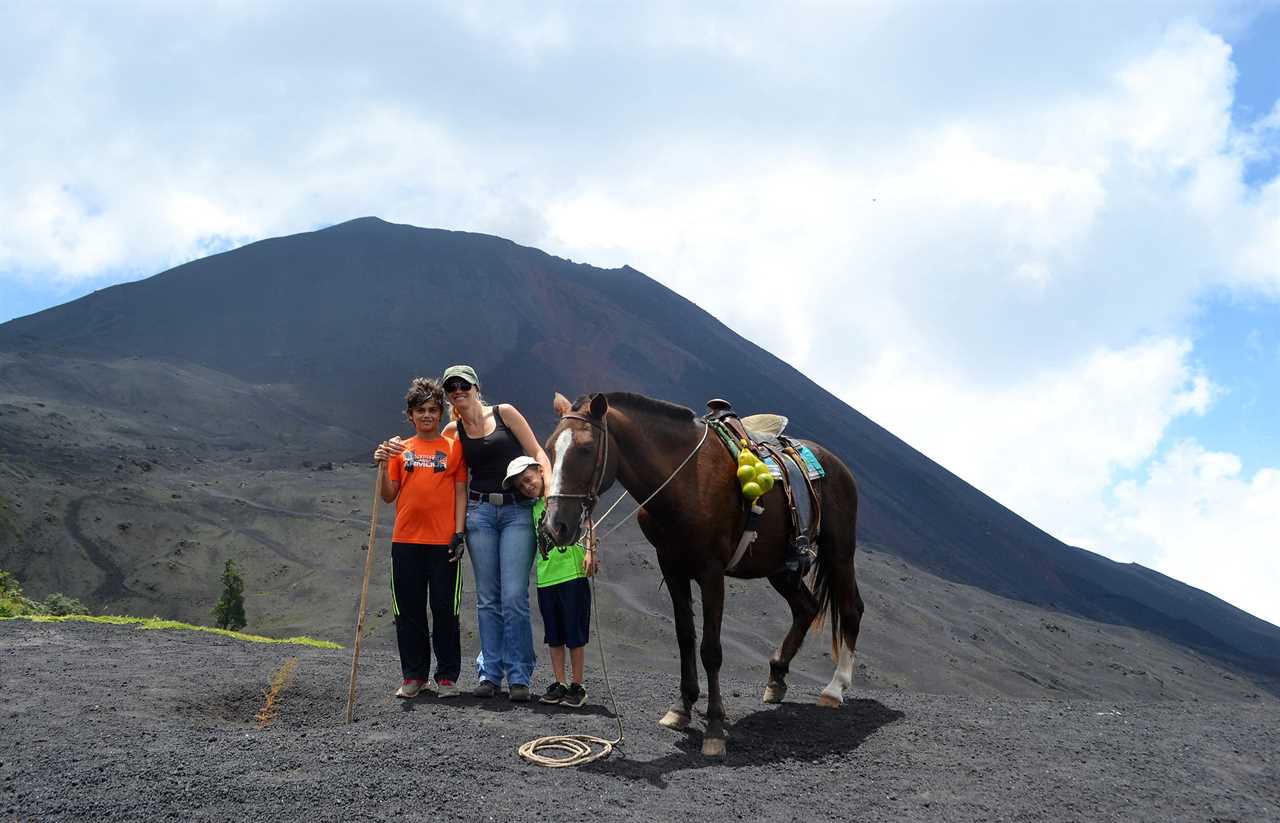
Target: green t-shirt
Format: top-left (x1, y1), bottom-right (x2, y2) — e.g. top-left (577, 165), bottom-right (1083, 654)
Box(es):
top-left (532, 498), bottom-right (588, 588)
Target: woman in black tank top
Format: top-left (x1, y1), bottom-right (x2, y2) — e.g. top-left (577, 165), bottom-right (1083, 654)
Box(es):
top-left (441, 364), bottom-right (550, 700)
top-left (455, 405), bottom-right (526, 494)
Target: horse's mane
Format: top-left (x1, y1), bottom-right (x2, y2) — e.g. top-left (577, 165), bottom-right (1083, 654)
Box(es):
top-left (573, 392), bottom-right (696, 423)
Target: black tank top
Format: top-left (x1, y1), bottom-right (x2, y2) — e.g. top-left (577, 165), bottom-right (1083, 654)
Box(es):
top-left (457, 405), bottom-right (525, 493)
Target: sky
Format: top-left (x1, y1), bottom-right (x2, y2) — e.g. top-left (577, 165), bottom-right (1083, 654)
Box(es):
top-left (1, 1), bottom-right (1277, 626)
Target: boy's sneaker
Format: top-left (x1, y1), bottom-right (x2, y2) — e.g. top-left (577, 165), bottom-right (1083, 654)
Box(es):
top-left (473, 680), bottom-right (498, 698)
top-left (436, 679), bottom-right (460, 698)
top-left (508, 684), bottom-right (531, 703)
top-left (395, 678), bottom-right (426, 699)
top-left (540, 682), bottom-right (568, 704)
top-left (562, 683), bottom-right (587, 708)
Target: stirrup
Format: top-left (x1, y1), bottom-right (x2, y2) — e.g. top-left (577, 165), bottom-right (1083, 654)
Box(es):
top-left (784, 541), bottom-right (816, 577)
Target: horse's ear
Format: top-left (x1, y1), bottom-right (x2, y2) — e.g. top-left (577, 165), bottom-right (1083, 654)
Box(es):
top-left (553, 392), bottom-right (572, 418)
top-left (589, 393), bottom-right (609, 421)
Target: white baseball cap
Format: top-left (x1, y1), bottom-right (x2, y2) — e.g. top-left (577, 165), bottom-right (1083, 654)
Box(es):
top-left (502, 455), bottom-right (540, 489)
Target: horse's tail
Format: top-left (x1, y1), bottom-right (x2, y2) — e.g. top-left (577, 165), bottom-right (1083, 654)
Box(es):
top-left (810, 549), bottom-right (840, 657)
top-left (808, 451), bottom-right (859, 657)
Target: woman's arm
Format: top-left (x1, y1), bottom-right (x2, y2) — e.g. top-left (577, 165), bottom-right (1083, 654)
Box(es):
top-left (498, 404), bottom-right (552, 481)
top-left (453, 480), bottom-right (467, 533)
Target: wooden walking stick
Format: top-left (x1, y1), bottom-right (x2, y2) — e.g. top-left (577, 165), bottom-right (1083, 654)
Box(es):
top-left (345, 462), bottom-right (385, 723)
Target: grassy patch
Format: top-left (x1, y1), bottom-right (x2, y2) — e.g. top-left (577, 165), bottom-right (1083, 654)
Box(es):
top-left (6, 614), bottom-right (341, 649)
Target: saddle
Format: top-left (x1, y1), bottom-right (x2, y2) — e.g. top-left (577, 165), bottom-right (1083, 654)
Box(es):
top-left (704, 399), bottom-right (823, 576)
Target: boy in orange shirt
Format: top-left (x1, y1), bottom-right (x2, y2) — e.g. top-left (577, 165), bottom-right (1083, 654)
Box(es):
top-left (373, 378), bottom-right (468, 698)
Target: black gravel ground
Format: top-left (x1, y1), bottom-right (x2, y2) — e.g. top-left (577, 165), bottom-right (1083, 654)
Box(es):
top-left (2, 620), bottom-right (1278, 822)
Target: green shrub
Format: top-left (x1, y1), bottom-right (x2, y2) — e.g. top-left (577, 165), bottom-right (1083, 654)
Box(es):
top-left (0, 570), bottom-right (40, 617)
top-left (40, 592), bottom-right (88, 616)
top-left (212, 559), bottom-right (247, 631)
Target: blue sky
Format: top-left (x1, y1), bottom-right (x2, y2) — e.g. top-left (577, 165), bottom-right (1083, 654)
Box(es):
top-left (1170, 293), bottom-right (1280, 473)
top-left (1, 1), bottom-right (1277, 625)
top-left (1233, 3), bottom-right (1280, 183)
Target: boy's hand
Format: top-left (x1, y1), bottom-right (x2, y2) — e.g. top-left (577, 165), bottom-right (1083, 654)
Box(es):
top-left (373, 436), bottom-right (407, 463)
top-left (583, 533), bottom-right (599, 577)
top-left (448, 533), bottom-right (467, 563)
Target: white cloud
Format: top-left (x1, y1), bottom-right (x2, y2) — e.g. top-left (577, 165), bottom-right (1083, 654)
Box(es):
top-left (1099, 441), bottom-right (1280, 627)
top-left (443, 3), bottom-right (573, 58)
top-left (836, 338), bottom-right (1216, 535)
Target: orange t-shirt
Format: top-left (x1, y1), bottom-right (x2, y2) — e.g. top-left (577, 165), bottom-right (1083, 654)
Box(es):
top-left (387, 434), bottom-right (467, 545)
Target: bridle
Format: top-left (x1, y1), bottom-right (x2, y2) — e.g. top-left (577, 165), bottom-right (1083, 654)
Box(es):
top-left (545, 411), bottom-right (612, 542)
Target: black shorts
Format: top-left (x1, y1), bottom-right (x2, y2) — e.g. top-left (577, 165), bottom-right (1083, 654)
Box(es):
top-left (537, 577), bottom-right (591, 649)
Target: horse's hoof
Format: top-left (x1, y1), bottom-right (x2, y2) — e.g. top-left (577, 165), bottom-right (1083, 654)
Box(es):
top-left (816, 692), bottom-right (842, 709)
top-left (658, 710), bottom-right (691, 730)
top-left (702, 737), bottom-right (727, 757)
top-left (762, 684), bottom-right (787, 704)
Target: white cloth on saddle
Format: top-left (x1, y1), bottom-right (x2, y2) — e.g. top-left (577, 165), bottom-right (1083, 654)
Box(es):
top-left (742, 413), bottom-right (788, 438)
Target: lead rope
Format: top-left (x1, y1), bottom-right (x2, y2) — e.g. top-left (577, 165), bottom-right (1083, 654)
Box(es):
top-left (594, 420), bottom-right (711, 541)
top-left (518, 421), bottom-right (710, 767)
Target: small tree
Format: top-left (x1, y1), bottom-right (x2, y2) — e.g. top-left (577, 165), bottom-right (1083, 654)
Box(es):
top-left (212, 559), bottom-right (247, 631)
top-left (40, 593), bottom-right (88, 616)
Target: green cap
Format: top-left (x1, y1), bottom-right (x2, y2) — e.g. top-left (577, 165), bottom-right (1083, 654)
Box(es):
top-left (441, 364), bottom-right (480, 388)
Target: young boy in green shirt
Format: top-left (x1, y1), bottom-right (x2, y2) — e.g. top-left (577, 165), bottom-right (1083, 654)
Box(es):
top-left (502, 455), bottom-right (597, 708)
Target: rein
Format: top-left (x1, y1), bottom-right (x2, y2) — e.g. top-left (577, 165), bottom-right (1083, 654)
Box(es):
top-left (546, 409), bottom-right (712, 544)
top-left (591, 418), bottom-right (711, 543)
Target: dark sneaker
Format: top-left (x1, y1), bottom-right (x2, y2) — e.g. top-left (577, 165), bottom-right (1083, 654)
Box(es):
top-left (473, 680), bottom-right (498, 698)
top-left (540, 682), bottom-right (568, 704)
top-left (562, 683), bottom-right (587, 708)
top-left (509, 684), bottom-right (531, 703)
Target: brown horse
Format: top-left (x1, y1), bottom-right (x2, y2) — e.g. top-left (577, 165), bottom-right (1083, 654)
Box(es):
top-left (541, 391), bottom-right (865, 757)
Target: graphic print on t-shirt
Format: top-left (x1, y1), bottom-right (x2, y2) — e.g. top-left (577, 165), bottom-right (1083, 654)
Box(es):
top-left (402, 449), bottom-right (449, 473)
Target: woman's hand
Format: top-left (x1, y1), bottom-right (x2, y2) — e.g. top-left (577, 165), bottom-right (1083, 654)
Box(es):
top-left (373, 436), bottom-right (406, 463)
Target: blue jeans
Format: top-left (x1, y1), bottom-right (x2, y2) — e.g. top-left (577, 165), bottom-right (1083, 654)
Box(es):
top-left (466, 499), bottom-right (536, 687)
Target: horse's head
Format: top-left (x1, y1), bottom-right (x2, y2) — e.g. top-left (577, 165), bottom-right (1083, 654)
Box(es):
top-left (541, 391), bottom-right (616, 548)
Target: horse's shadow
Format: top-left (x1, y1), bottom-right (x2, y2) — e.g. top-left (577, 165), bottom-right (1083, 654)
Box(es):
top-left (587, 698), bottom-right (903, 787)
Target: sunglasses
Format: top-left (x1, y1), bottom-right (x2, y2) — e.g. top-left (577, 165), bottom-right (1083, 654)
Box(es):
top-left (443, 379), bottom-right (473, 393)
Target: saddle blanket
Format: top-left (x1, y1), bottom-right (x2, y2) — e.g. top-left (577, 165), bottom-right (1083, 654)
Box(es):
top-left (763, 443), bottom-right (825, 481)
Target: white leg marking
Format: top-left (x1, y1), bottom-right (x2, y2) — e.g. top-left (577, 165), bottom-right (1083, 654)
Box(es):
top-left (820, 644), bottom-right (854, 704)
top-left (548, 429), bottom-right (572, 497)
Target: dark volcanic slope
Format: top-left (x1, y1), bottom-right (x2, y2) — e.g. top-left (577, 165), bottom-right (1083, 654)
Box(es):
top-left (1, 217), bottom-right (1277, 685)
top-left (0, 383), bottom-right (1270, 702)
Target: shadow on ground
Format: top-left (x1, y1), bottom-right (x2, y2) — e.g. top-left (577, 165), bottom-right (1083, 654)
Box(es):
top-left (589, 698), bottom-right (903, 787)
top-left (398, 692), bottom-right (617, 720)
